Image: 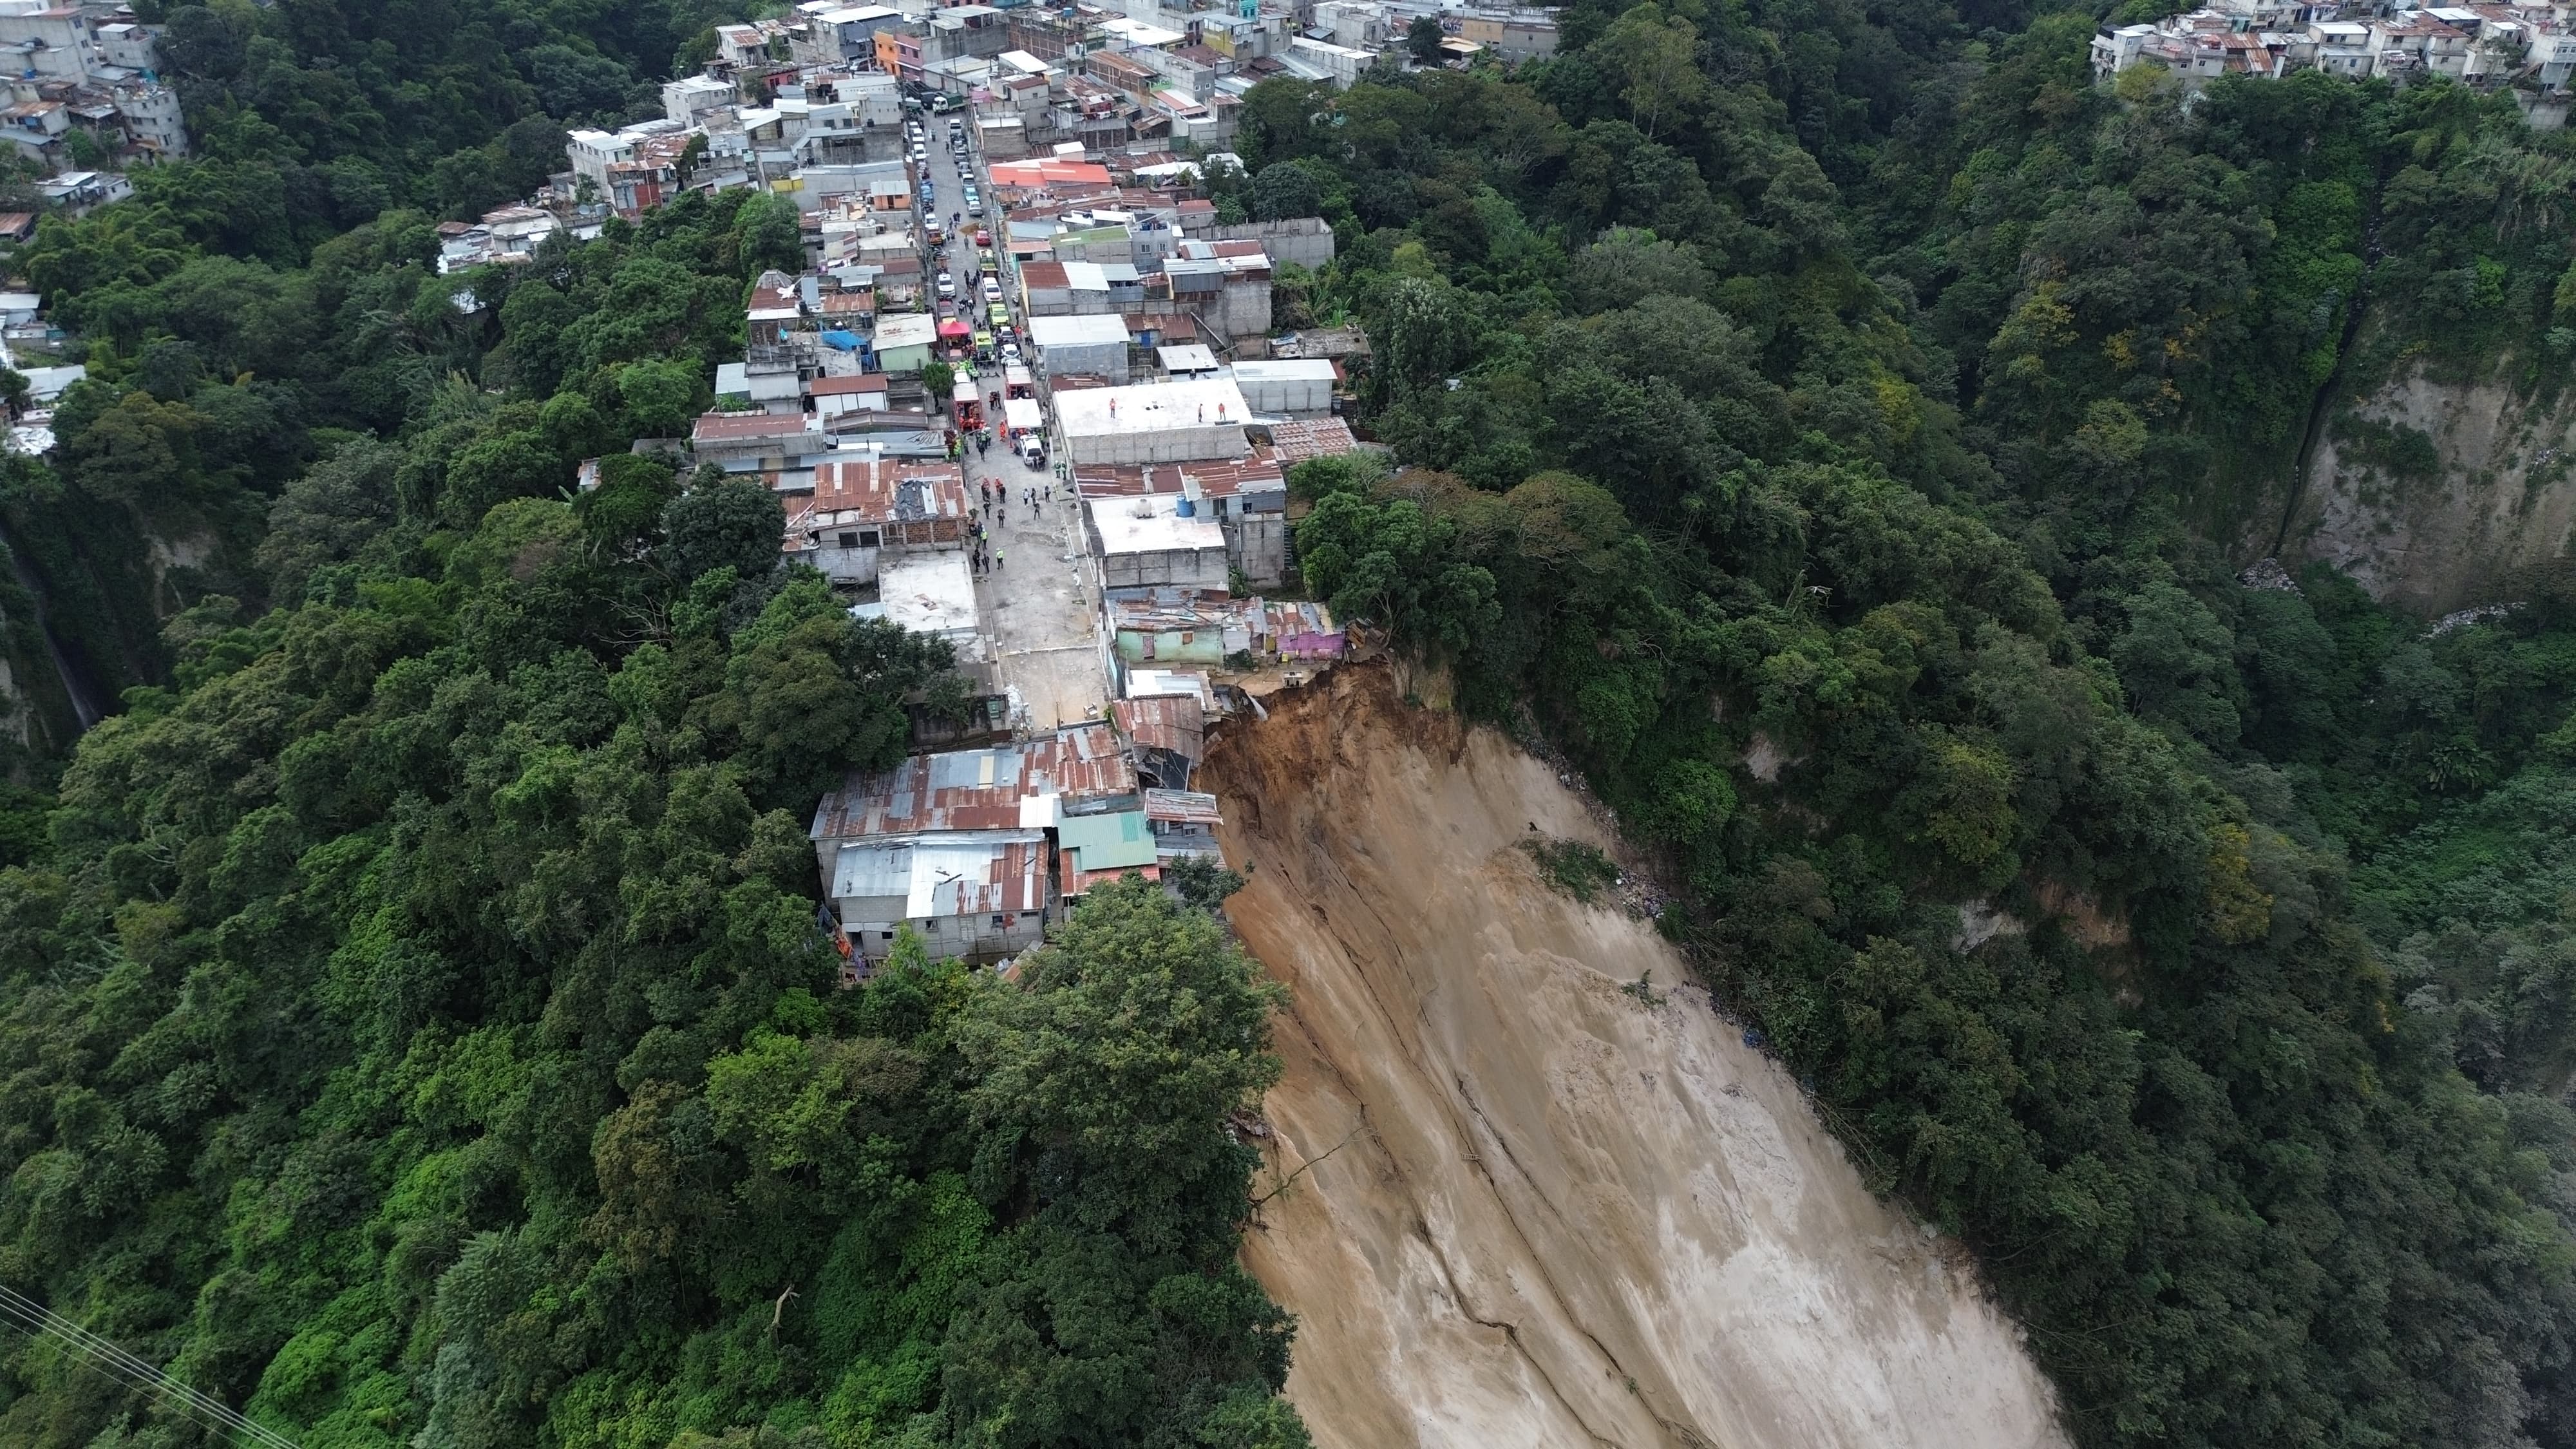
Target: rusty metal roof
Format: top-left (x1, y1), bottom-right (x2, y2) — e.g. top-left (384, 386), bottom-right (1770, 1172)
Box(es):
top-left (1107, 592), bottom-right (1340, 643)
top-left (694, 411), bottom-right (816, 442)
top-left (1142, 787), bottom-right (1222, 826)
top-left (1061, 848), bottom-right (1159, 897)
top-left (1073, 457), bottom-right (1284, 500)
top-left (831, 831), bottom-right (1048, 914)
top-left (1262, 416), bottom-right (1359, 464)
top-left (808, 458), bottom-right (970, 525)
top-left (812, 723), bottom-right (1137, 842)
top-left (1112, 696), bottom-right (1205, 763)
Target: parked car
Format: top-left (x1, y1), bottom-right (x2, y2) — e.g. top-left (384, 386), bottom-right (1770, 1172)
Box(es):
top-left (980, 278), bottom-right (1002, 303)
top-left (936, 276), bottom-right (957, 299)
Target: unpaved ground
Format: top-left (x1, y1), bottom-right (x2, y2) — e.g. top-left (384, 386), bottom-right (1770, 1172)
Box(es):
top-left (1203, 666), bottom-right (2068, 1449)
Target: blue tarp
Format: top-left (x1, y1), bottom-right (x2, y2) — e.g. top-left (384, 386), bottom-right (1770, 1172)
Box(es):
top-left (820, 330), bottom-right (862, 351)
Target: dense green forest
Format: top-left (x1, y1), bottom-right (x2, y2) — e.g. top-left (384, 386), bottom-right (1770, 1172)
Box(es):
top-left (0, 5), bottom-right (1311, 1448)
top-left (1267, 9), bottom-right (2576, 1449)
top-left (9, 0), bottom-right (2576, 1445)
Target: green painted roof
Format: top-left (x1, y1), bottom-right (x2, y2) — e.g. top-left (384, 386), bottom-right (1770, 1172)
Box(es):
top-left (1058, 810), bottom-right (1155, 870)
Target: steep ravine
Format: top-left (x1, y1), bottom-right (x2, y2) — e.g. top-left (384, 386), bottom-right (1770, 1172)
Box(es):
top-left (1202, 667), bottom-right (2068, 1449)
top-left (2277, 357), bottom-right (2576, 614)
top-left (0, 516), bottom-right (103, 731)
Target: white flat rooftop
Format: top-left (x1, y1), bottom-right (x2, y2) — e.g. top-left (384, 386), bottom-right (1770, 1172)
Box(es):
top-left (1090, 495), bottom-right (1227, 556)
top-left (1125, 667), bottom-right (1217, 705)
top-left (876, 313), bottom-right (940, 347)
top-left (1101, 17), bottom-right (1188, 45)
top-left (1056, 379), bottom-right (1251, 438)
top-left (1028, 313), bottom-right (1131, 346)
top-left (878, 552), bottom-right (982, 652)
top-left (1229, 359), bottom-right (1338, 383)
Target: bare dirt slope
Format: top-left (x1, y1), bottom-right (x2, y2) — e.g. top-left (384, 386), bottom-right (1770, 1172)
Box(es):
top-left (1204, 666), bottom-right (2068, 1449)
top-left (2286, 365), bottom-right (2576, 614)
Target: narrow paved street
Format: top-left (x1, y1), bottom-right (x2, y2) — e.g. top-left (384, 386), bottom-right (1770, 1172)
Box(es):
top-left (970, 461), bottom-right (1101, 730)
top-left (916, 109), bottom-right (1103, 729)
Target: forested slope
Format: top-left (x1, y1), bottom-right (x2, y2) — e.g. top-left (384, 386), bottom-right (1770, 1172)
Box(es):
top-left (5, 0), bottom-right (2576, 1447)
top-left (0, 6), bottom-right (1313, 1448)
top-left (0, 0), bottom-right (772, 789)
top-left (1249, 9), bottom-right (2576, 1449)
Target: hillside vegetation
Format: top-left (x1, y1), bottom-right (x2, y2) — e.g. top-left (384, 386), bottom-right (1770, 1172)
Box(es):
top-left (1, 0), bottom-right (2576, 1446)
top-left (0, 6), bottom-right (1309, 1448)
top-left (1259, 13), bottom-right (2576, 1449)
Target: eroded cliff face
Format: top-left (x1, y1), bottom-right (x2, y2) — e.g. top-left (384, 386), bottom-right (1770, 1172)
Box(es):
top-left (1202, 667), bottom-right (2068, 1449)
top-left (2283, 365), bottom-right (2576, 614)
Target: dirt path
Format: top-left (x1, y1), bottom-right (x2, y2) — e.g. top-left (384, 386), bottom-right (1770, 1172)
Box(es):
top-left (1203, 666), bottom-right (2069, 1449)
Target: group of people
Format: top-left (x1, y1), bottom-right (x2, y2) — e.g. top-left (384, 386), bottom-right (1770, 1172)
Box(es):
top-left (963, 477), bottom-right (1071, 579)
top-left (965, 509), bottom-right (1002, 576)
top-left (976, 478), bottom-right (1053, 521)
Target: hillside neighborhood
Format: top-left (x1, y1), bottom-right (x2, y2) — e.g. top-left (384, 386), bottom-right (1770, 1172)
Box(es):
top-left (574, 14), bottom-right (1388, 973)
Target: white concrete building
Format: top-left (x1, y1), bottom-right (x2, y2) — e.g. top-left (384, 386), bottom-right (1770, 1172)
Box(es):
top-left (1055, 378), bottom-right (1251, 465)
top-left (1028, 313), bottom-right (1133, 381)
top-left (875, 551), bottom-right (986, 663)
top-left (664, 74), bottom-right (739, 127)
top-left (1087, 495), bottom-right (1231, 592)
top-left (1289, 36), bottom-right (1377, 86)
top-left (1227, 359), bottom-right (1336, 416)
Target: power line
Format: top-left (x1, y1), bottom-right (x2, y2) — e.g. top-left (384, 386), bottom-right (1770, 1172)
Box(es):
top-left (0, 1285), bottom-right (296, 1448)
top-left (0, 1283), bottom-right (299, 1449)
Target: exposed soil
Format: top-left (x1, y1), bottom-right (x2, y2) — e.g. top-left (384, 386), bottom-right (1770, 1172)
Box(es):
top-left (1202, 665), bottom-right (2069, 1449)
top-left (2289, 366), bottom-right (2576, 613)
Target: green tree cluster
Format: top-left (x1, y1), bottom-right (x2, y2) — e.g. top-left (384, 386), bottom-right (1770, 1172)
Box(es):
top-left (0, 388), bottom-right (1303, 1448)
top-left (1245, 21), bottom-right (2576, 1446)
top-left (0, 109), bottom-right (1312, 1444)
top-left (11, 1), bottom-right (2576, 1444)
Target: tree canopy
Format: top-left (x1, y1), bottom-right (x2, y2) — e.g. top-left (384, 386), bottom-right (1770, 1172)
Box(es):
top-left (1257, 20), bottom-right (2576, 1449)
top-left (8, 1), bottom-right (2576, 1446)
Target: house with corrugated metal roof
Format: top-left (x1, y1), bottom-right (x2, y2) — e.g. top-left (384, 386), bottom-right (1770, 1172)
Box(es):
top-left (1057, 809), bottom-right (1160, 900)
top-left (810, 723), bottom-right (1141, 969)
top-left (1111, 694), bottom-right (1205, 790)
top-left (829, 831), bottom-right (1052, 969)
top-left (1142, 788), bottom-right (1224, 864)
top-left (1106, 591), bottom-right (1342, 668)
top-left (783, 455), bottom-right (971, 584)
